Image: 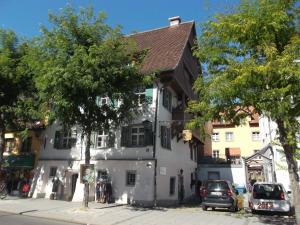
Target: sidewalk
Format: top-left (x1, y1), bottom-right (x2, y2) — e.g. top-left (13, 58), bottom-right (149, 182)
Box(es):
top-left (0, 198), bottom-right (295, 225)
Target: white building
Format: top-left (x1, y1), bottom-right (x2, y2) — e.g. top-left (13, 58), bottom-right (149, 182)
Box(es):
top-left (31, 17), bottom-right (202, 206)
top-left (248, 116), bottom-right (300, 191)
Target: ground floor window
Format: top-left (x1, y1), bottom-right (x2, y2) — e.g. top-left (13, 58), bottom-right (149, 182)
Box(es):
top-left (49, 167), bottom-right (57, 178)
top-left (97, 170), bottom-right (108, 181)
top-left (126, 171), bottom-right (136, 186)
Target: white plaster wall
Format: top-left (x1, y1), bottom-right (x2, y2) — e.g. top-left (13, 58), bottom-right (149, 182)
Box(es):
top-left (34, 82), bottom-right (197, 203)
top-left (198, 164), bottom-right (247, 187)
top-left (33, 159), bottom-right (154, 203)
top-left (39, 121), bottom-right (82, 160)
top-left (155, 85), bottom-right (198, 202)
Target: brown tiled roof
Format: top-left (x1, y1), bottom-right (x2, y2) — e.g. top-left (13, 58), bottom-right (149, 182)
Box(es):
top-left (129, 22), bottom-right (194, 74)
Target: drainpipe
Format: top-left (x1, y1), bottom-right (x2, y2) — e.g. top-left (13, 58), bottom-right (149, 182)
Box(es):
top-left (152, 81), bottom-right (160, 207)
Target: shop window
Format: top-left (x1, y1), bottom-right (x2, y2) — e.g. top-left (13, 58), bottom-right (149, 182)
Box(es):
top-left (49, 167), bottom-right (57, 178)
top-left (4, 138), bottom-right (15, 153)
top-left (97, 170), bottom-right (108, 181)
top-left (21, 137), bottom-right (32, 153)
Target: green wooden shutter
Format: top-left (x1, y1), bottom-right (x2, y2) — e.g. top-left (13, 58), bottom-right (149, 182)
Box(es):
top-left (90, 131), bottom-right (97, 148)
top-left (54, 131), bottom-right (61, 149)
top-left (161, 126), bottom-right (165, 147)
top-left (107, 132), bottom-right (115, 147)
top-left (70, 128), bottom-right (77, 147)
top-left (145, 88), bottom-right (153, 104)
top-left (143, 121), bottom-right (153, 146)
top-left (121, 126), bottom-right (130, 147)
top-left (96, 96), bottom-right (101, 106)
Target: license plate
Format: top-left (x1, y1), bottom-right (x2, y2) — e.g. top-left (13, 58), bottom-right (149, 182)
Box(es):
top-left (257, 202), bottom-right (273, 209)
top-left (210, 191), bottom-right (222, 196)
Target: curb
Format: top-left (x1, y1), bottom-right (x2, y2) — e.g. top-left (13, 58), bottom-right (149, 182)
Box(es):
top-left (0, 210), bottom-right (88, 225)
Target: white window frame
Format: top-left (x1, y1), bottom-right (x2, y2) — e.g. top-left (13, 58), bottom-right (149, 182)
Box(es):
top-left (252, 131), bottom-right (260, 141)
top-left (131, 126), bottom-right (145, 147)
top-left (225, 132), bottom-right (234, 142)
top-left (212, 132), bottom-right (220, 142)
top-left (212, 150), bottom-right (220, 159)
top-left (62, 130), bottom-right (73, 149)
top-left (96, 130), bottom-right (108, 148)
top-left (135, 86), bottom-right (146, 106)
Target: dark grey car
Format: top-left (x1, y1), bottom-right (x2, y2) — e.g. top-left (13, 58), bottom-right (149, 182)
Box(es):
top-left (201, 180), bottom-right (238, 212)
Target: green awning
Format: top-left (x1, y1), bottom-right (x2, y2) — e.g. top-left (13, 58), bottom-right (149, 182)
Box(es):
top-left (2, 153), bottom-right (35, 169)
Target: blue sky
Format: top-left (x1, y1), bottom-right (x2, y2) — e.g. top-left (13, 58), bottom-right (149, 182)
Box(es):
top-left (0, 0), bottom-right (240, 38)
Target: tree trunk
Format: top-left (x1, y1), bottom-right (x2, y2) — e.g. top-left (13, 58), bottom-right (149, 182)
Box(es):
top-left (83, 129), bottom-right (91, 208)
top-left (277, 119), bottom-right (300, 224)
top-left (0, 116), bottom-right (5, 168)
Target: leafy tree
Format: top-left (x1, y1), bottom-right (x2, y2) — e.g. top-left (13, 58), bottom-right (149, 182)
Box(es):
top-left (33, 6), bottom-right (147, 208)
top-left (189, 0), bottom-right (300, 221)
top-left (0, 29), bottom-right (40, 164)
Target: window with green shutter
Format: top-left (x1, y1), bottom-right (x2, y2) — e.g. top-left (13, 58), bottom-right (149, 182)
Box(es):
top-left (161, 126), bottom-right (171, 150)
top-left (53, 129), bottom-right (77, 149)
top-left (121, 122), bottom-right (153, 147)
top-left (145, 88), bottom-right (153, 104)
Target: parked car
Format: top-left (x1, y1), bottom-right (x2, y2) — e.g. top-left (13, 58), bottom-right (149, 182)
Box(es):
top-left (200, 180), bottom-right (239, 212)
top-left (248, 183), bottom-right (291, 214)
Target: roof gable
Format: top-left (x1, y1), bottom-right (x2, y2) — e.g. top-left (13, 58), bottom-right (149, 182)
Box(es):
top-left (129, 22), bottom-right (195, 74)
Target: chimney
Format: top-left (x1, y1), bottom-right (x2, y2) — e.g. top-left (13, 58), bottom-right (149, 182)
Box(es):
top-left (168, 16), bottom-right (181, 26)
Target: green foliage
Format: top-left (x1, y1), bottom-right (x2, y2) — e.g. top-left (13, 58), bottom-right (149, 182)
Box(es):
top-left (188, 0), bottom-right (300, 147)
top-left (0, 29), bottom-right (41, 132)
top-left (33, 6), bottom-right (146, 134)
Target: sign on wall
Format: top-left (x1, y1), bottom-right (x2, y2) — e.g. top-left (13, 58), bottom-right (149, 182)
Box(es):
top-left (160, 167), bottom-right (166, 175)
top-left (80, 164), bottom-right (95, 184)
top-left (182, 130), bottom-right (192, 141)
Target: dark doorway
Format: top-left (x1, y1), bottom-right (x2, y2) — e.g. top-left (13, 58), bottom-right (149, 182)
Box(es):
top-left (71, 173), bottom-right (78, 199)
top-left (178, 174), bottom-right (184, 204)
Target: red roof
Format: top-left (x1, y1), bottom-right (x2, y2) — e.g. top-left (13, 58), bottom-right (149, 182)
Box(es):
top-left (129, 22), bottom-right (195, 74)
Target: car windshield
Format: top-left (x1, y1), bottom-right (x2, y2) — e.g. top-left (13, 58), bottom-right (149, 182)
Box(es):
top-left (253, 184), bottom-right (284, 200)
top-left (206, 181), bottom-right (229, 190)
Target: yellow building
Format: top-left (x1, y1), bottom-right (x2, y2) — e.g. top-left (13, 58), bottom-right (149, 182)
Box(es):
top-left (2, 128), bottom-right (44, 195)
top-left (204, 115), bottom-right (262, 162)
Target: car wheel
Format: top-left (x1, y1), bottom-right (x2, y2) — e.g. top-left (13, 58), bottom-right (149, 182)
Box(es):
top-left (229, 204), bottom-right (238, 212)
top-left (212, 207), bottom-right (215, 211)
top-left (202, 205), bottom-right (208, 211)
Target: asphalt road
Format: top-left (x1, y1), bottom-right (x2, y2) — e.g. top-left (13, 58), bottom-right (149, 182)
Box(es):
top-left (0, 211), bottom-right (84, 225)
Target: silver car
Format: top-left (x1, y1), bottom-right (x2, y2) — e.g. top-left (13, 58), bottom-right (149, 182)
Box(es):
top-left (249, 183), bottom-right (291, 213)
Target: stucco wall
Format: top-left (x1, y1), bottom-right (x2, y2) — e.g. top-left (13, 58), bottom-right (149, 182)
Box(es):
top-left (209, 118), bottom-right (262, 158)
top-left (198, 163), bottom-right (247, 187)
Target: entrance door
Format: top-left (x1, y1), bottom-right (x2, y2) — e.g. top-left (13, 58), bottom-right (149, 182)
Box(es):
top-left (178, 174), bottom-right (184, 203)
top-left (71, 173), bottom-right (78, 199)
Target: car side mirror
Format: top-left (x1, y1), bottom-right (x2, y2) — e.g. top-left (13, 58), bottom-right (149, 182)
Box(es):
top-left (287, 191), bottom-right (292, 194)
